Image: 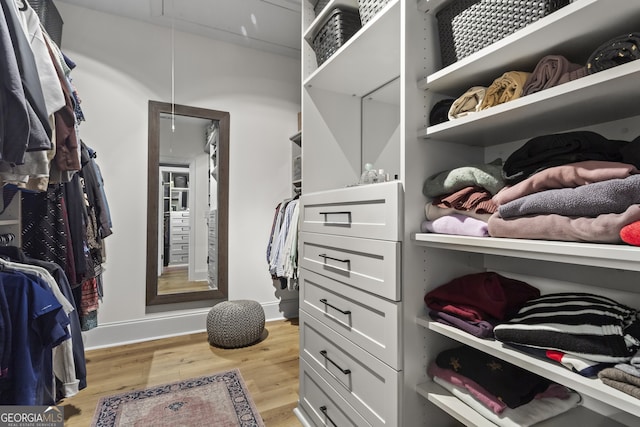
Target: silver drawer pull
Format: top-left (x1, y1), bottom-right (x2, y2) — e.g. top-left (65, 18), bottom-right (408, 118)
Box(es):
top-left (319, 210), bottom-right (352, 226)
top-left (318, 254), bottom-right (350, 264)
top-left (319, 405), bottom-right (338, 427)
top-left (319, 298), bottom-right (351, 315)
top-left (319, 350), bottom-right (351, 375)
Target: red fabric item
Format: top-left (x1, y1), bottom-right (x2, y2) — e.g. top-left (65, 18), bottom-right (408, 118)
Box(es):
top-left (424, 272), bottom-right (540, 321)
top-left (620, 220), bottom-right (640, 246)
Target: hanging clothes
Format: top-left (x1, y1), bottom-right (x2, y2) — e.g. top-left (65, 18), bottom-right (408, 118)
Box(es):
top-left (266, 197), bottom-right (300, 290)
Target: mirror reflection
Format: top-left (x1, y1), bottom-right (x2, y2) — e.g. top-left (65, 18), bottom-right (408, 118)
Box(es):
top-left (146, 101), bottom-right (229, 305)
top-left (361, 77), bottom-right (401, 177)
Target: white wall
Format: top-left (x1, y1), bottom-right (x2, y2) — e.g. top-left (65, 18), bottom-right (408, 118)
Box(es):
top-left (55, 3), bottom-right (301, 349)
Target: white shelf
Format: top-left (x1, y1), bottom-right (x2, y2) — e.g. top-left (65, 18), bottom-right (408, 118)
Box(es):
top-left (419, 0), bottom-right (640, 95)
top-left (412, 233), bottom-right (640, 272)
top-left (303, 0), bottom-right (400, 97)
top-left (418, 318), bottom-right (640, 420)
top-left (416, 380), bottom-right (629, 427)
top-left (419, 61), bottom-right (640, 145)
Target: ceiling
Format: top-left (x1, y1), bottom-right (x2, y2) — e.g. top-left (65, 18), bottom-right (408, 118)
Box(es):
top-left (55, 0), bottom-right (302, 58)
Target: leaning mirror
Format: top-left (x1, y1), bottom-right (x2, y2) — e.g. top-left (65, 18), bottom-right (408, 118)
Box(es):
top-left (146, 101), bottom-right (229, 305)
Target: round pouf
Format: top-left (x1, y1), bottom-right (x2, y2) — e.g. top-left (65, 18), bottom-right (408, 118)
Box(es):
top-left (206, 300), bottom-right (265, 348)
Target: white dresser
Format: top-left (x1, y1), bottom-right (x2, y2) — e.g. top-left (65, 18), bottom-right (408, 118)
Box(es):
top-left (297, 181), bottom-right (403, 427)
top-left (169, 210), bottom-right (190, 265)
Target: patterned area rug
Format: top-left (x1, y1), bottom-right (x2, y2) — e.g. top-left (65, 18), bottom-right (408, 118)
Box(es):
top-left (91, 369), bottom-right (265, 427)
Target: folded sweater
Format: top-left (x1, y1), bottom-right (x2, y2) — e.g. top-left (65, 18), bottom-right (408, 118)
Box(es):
top-left (620, 220), bottom-right (640, 246)
top-left (420, 215), bottom-right (489, 237)
top-left (479, 71), bottom-right (531, 110)
top-left (522, 55), bottom-right (585, 96)
top-left (448, 86), bottom-right (486, 119)
top-left (587, 32), bottom-right (640, 74)
top-left (493, 292), bottom-right (639, 363)
top-left (424, 271), bottom-right (539, 322)
top-left (435, 346), bottom-right (552, 409)
top-left (492, 160), bottom-right (640, 206)
top-left (498, 175), bottom-right (640, 219)
top-left (502, 131), bottom-right (628, 184)
top-left (488, 204), bottom-right (640, 243)
top-left (423, 162), bottom-right (504, 197)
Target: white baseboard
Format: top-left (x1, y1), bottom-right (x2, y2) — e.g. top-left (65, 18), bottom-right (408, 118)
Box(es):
top-left (83, 298), bottom-right (299, 350)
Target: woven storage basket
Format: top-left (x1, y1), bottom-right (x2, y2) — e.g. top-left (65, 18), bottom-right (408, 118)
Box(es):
top-left (312, 7), bottom-right (362, 66)
top-left (437, 0), bottom-right (570, 68)
top-left (28, 0), bottom-right (64, 47)
top-left (358, 0), bottom-right (392, 25)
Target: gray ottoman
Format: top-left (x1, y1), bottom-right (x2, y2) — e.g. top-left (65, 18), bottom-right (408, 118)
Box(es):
top-left (206, 300), bottom-right (265, 348)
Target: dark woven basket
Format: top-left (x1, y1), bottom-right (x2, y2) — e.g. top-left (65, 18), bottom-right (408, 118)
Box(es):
top-left (437, 0), bottom-right (570, 68)
top-left (314, 0), bottom-right (331, 16)
top-left (312, 7), bottom-right (362, 66)
top-left (358, 0), bottom-right (392, 25)
top-left (28, 0), bottom-right (64, 47)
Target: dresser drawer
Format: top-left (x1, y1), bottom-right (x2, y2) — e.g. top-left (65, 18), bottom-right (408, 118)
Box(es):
top-left (171, 217), bottom-right (190, 226)
top-left (300, 269), bottom-right (400, 369)
top-left (170, 233), bottom-right (189, 243)
top-left (300, 311), bottom-right (400, 427)
top-left (299, 181), bottom-right (402, 241)
top-left (299, 358), bottom-right (371, 427)
top-left (299, 232), bottom-right (400, 301)
top-left (170, 254), bottom-right (188, 264)
top-left (171, 224), bottom-right (190, 235)
top-left (170, 244), bottom-right (189, 255)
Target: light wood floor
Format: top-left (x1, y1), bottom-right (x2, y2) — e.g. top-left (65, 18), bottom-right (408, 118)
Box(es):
top-left (60, 319), bottom-right (302, 427)
top-left (157, 266), bottom-right (211, 294)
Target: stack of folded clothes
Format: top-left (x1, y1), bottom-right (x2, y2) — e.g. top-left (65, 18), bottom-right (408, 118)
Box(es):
top-left (422, 161), bottom-right (504, 237)
top-left (439, 32), bottom-right (640, 123)
top-left (428, 346), bottom-right (582, 426)
top-left (599, 347), bottom-right (640, 399)
top-left (424, 272), bottom-right (540, 338)
top-left (494, 292), bottom-right (640, 378)
top-left (488, 131), bottom-right (640, 243)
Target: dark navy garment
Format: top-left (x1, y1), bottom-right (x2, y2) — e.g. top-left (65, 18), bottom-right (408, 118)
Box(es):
top-left (0, 246), bottom-right (88, 393)
top-left (0, 271), bottom-right (69, 405)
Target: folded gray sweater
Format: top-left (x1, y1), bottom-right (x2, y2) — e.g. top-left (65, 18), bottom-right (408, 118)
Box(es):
top-left (499, 175), bottom-right (640, 218)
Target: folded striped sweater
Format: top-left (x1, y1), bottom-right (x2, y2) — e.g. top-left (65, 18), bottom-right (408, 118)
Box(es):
top-left (493, 293), bottom-right (640, 363)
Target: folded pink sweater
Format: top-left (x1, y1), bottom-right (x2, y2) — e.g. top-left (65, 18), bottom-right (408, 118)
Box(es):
top-left (488, 204), bottom-right (640, 243)
top-left (493, 161), bottom-right (640, 206)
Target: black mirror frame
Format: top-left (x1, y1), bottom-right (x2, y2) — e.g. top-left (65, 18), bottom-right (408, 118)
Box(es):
top-left (146, 100), bottom-right (229, 305)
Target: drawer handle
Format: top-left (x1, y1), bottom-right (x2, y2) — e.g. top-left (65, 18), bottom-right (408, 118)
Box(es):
top-left (319, 298), bottom-right (351, 315)
top-left (318, 254), bottom-right (350, 264)
top-left (319, 210), bottom-right (352, 226)
top-left (319, 350), bottom-right (351, 375)
top-left (319, 405), bottom-right (338, 427)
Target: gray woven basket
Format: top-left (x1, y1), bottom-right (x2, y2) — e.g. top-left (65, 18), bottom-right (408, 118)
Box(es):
top-left (437, 0), bottom-right (570, 68)
top-left (357, 0), bottom-right (391, 25)
top-left (207, 300), bottom-right (265, 348)
top-left (312, 7), bottom-right (362, 66)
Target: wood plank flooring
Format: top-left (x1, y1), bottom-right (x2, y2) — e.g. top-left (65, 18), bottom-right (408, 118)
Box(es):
top-left (60, 318), bottom-right (302, 427)
top-left (157, 266), bottom-right (211, 294)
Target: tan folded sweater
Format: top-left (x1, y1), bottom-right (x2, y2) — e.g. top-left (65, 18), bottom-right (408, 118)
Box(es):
top-left (479, 71), bottom-right (531, 110)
